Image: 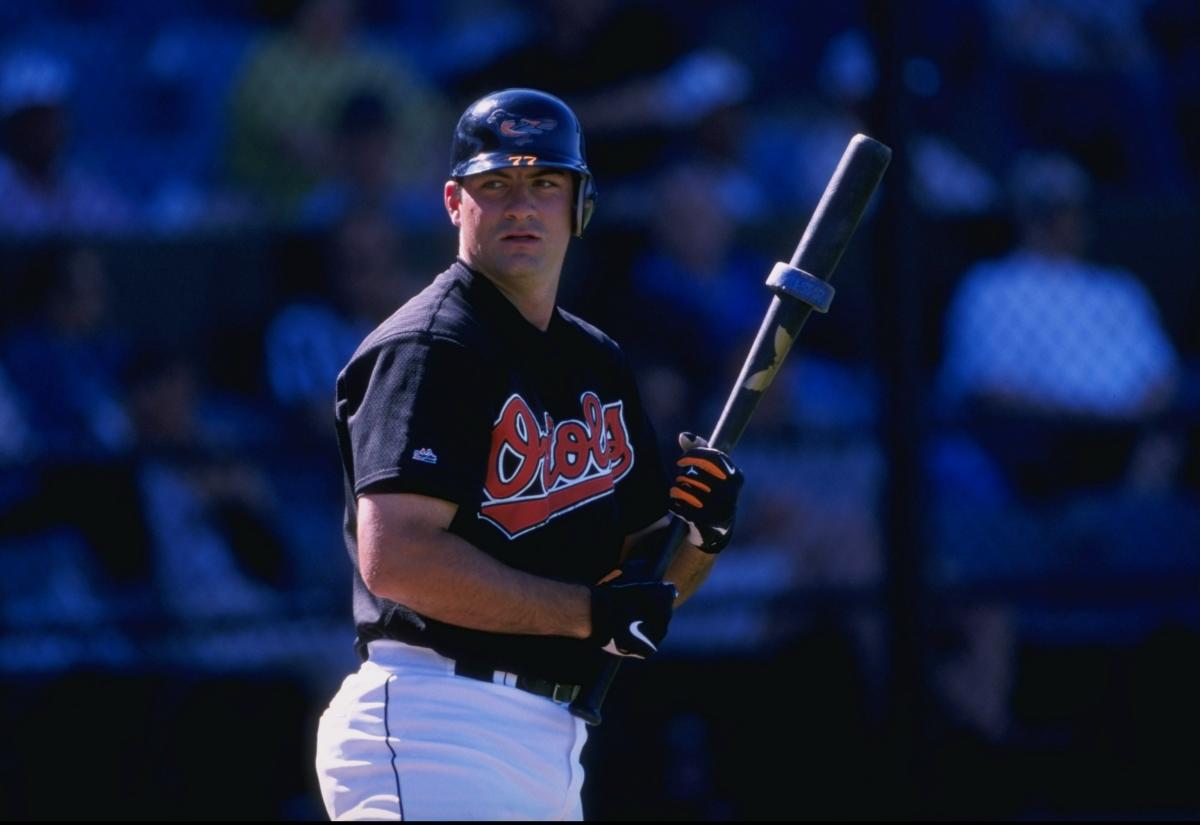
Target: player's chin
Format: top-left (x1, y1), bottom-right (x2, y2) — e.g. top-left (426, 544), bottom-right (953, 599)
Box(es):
top-left (495, 249), bottom-right (548, 276)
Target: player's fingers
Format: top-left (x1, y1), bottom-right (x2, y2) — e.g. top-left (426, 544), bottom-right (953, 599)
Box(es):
top-left (676, 455), bottom-right (728, 480)
top-left (669, 487), bottom-right (704, 509)
top-left (674, 474), bottom-right (712, 493)
top-left (596, 568), bottom-right (623, 585)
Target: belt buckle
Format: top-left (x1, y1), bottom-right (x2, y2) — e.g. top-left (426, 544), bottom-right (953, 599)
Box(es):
top-left (552, 683), bottom-right (579, 704)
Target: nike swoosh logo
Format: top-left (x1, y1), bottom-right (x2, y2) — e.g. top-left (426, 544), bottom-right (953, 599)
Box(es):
top-left (718, 455), bottom-right (736, 475)
top-left (628, 620), bottom-right (657, 652)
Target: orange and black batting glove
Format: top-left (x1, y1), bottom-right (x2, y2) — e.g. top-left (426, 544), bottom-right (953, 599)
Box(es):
top-left (668, 432), bottom-right (744, 554)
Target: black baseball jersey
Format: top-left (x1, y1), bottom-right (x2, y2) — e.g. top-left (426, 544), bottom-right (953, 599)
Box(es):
top-left (334, 260), bottom-right (668, 684)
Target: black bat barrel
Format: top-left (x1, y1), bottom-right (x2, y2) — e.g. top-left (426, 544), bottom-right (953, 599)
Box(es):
top-left (711, 134), bottom-right (892, 452)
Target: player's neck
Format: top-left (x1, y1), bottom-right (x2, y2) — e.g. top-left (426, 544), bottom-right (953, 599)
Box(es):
top-left (493, 276), bottom-right (558, 331)
top-left (469, 263), bottom-right (559, 331)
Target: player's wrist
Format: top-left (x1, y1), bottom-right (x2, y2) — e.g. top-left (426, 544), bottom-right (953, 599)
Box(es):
top-left (677, 510), bottom-right (736, 554)
top-left (574, 583), bottom-right (596, 640)
top-left (586, 584), bottom-right (612, 645)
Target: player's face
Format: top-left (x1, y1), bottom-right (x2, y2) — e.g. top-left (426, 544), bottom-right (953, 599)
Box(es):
top-left (446, 167), bottom-right (573, 284)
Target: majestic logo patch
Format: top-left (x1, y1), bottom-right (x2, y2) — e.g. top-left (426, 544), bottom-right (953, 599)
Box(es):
top-left (412, 447), bottom-right (438, 464)
top-left (487, 109), bottom-right (557, 145)
top-left (480, 391), bottom-right (634, 538)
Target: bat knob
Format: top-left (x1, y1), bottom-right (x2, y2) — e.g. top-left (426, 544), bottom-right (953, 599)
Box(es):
top-left (568, 700), bottom-right (604, 726)
top-left (850, 133), bottom-right (894, 167)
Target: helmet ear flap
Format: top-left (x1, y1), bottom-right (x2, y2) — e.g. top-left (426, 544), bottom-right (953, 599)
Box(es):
top-left (574, 175), bottom-right (597, 237)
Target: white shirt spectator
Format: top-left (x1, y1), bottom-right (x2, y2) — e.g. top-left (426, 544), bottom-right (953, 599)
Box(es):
top-left (940, 249), bottom-right (1179, 418)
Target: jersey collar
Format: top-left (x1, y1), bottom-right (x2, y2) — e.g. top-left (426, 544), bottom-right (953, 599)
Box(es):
top-left (453, 258), bottom-right (564, 342)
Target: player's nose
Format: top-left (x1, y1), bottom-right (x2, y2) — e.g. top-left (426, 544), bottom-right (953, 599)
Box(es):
top-left (503, 182), bottom-right (538, 220)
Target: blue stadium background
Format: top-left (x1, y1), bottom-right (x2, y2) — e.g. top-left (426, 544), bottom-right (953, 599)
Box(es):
top-left (1, 0), bottom-right (1198, 819)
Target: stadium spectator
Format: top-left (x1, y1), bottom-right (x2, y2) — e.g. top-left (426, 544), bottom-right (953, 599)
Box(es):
top-left (226, 0), bottom-right (447, 218)
top-left (0, 50), bottom-right (133, 235)
top-left (449, 0), bottom-right (750, 201)
top-left (938, 151), bottom-right (1181, 499)
top-left (124, 347), bottom-right (290, 622)
top-left (1, 244), bottom-right (133, 460)
top-left (298, 87), bottom-right (441, 230)
top-left (265, 207), bottom-right (421, 441)
top-left (929, 152), bottom-right (1190, 744)
top-left (627, 159), bottom-right (769, 412)
top-left (986, 0), bottom-right (1187, 194)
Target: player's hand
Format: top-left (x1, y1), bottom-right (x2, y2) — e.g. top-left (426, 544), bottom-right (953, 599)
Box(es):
top-left (589, 559), bottom-right (676, 659)
top-left (668, 432), bottom-right (744, 554)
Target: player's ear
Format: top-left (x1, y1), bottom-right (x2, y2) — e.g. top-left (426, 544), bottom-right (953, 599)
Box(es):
top-left (445, 180), bottom-right (463, 227)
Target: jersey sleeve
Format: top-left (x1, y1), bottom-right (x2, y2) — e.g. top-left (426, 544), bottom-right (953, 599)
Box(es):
top-left (336, 334), bottom-right (491, 502)
top-left (613, 354), bottom-right (669, 536)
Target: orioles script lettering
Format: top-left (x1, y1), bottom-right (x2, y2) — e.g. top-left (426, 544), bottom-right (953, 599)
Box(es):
top-left (479, 391), bottom-right (634, 537)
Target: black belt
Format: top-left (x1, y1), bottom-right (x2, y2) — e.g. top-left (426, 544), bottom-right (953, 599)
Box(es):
top-left (453, 660), bottom-right (581, 704)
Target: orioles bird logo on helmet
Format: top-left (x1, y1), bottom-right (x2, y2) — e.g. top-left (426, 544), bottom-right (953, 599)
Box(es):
top-left (487, 109), bottom-right (558, 145)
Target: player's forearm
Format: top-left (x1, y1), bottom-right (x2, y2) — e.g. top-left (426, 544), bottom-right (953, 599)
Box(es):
top-left (664, 542), bottom-right (716, 606)
top-left (363, 525), bottom-right (592, 640)
top-left (620, 515), bottom-right (716, 606)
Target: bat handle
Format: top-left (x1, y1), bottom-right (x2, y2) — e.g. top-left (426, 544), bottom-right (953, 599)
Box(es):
top-left (571, 518), bottom-right (691, 725)
top-left (569, 670), bottom-right (613, 726)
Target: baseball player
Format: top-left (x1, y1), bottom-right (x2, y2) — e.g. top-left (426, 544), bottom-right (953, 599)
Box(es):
top-left (314, 88), bottom-right (745, 820)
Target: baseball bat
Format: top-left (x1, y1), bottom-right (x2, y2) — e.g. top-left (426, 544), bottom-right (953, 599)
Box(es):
top-left (570, 133), bottom-right (892, 726)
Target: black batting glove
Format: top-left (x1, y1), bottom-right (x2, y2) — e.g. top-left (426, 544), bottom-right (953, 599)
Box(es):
top-left (589, 559), bottom-right (677, 659)
top-left (668, 432), bottom-right (744, 554)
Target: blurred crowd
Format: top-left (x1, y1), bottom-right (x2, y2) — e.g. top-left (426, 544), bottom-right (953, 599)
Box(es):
top-left (1, 0), bottom-right (1198, 818)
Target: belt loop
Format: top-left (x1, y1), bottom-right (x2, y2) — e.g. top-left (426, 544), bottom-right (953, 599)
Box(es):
top-left (554, 684), bottom-right (580, 704)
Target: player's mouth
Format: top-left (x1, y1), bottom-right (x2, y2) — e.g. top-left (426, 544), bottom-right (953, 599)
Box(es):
top-left (499, 231), bottom-right (543, 244)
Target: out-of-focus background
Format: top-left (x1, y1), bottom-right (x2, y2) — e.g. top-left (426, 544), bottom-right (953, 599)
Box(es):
top-left (1, 0), bottom-right (1197, 819)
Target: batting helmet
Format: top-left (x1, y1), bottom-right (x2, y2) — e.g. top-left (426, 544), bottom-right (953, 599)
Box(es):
top-left (450, 88), bottom-right (596, 237)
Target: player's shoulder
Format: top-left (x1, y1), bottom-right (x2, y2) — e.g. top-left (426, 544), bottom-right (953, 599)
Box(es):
top-left (555, 307), bottom-right (623, 360)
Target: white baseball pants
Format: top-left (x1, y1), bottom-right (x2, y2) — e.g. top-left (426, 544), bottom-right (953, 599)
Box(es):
top-left (315, 640), bottom-right (588, 820)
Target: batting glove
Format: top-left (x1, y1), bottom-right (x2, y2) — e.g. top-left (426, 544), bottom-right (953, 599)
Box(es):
top-left (589, 559), bottom-right (677, 659)
top-left (668, 432), bottom-right (744, 554)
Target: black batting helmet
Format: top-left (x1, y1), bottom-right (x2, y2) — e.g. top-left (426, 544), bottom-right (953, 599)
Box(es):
top-left (450, 88), bottom-right (596, 236)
